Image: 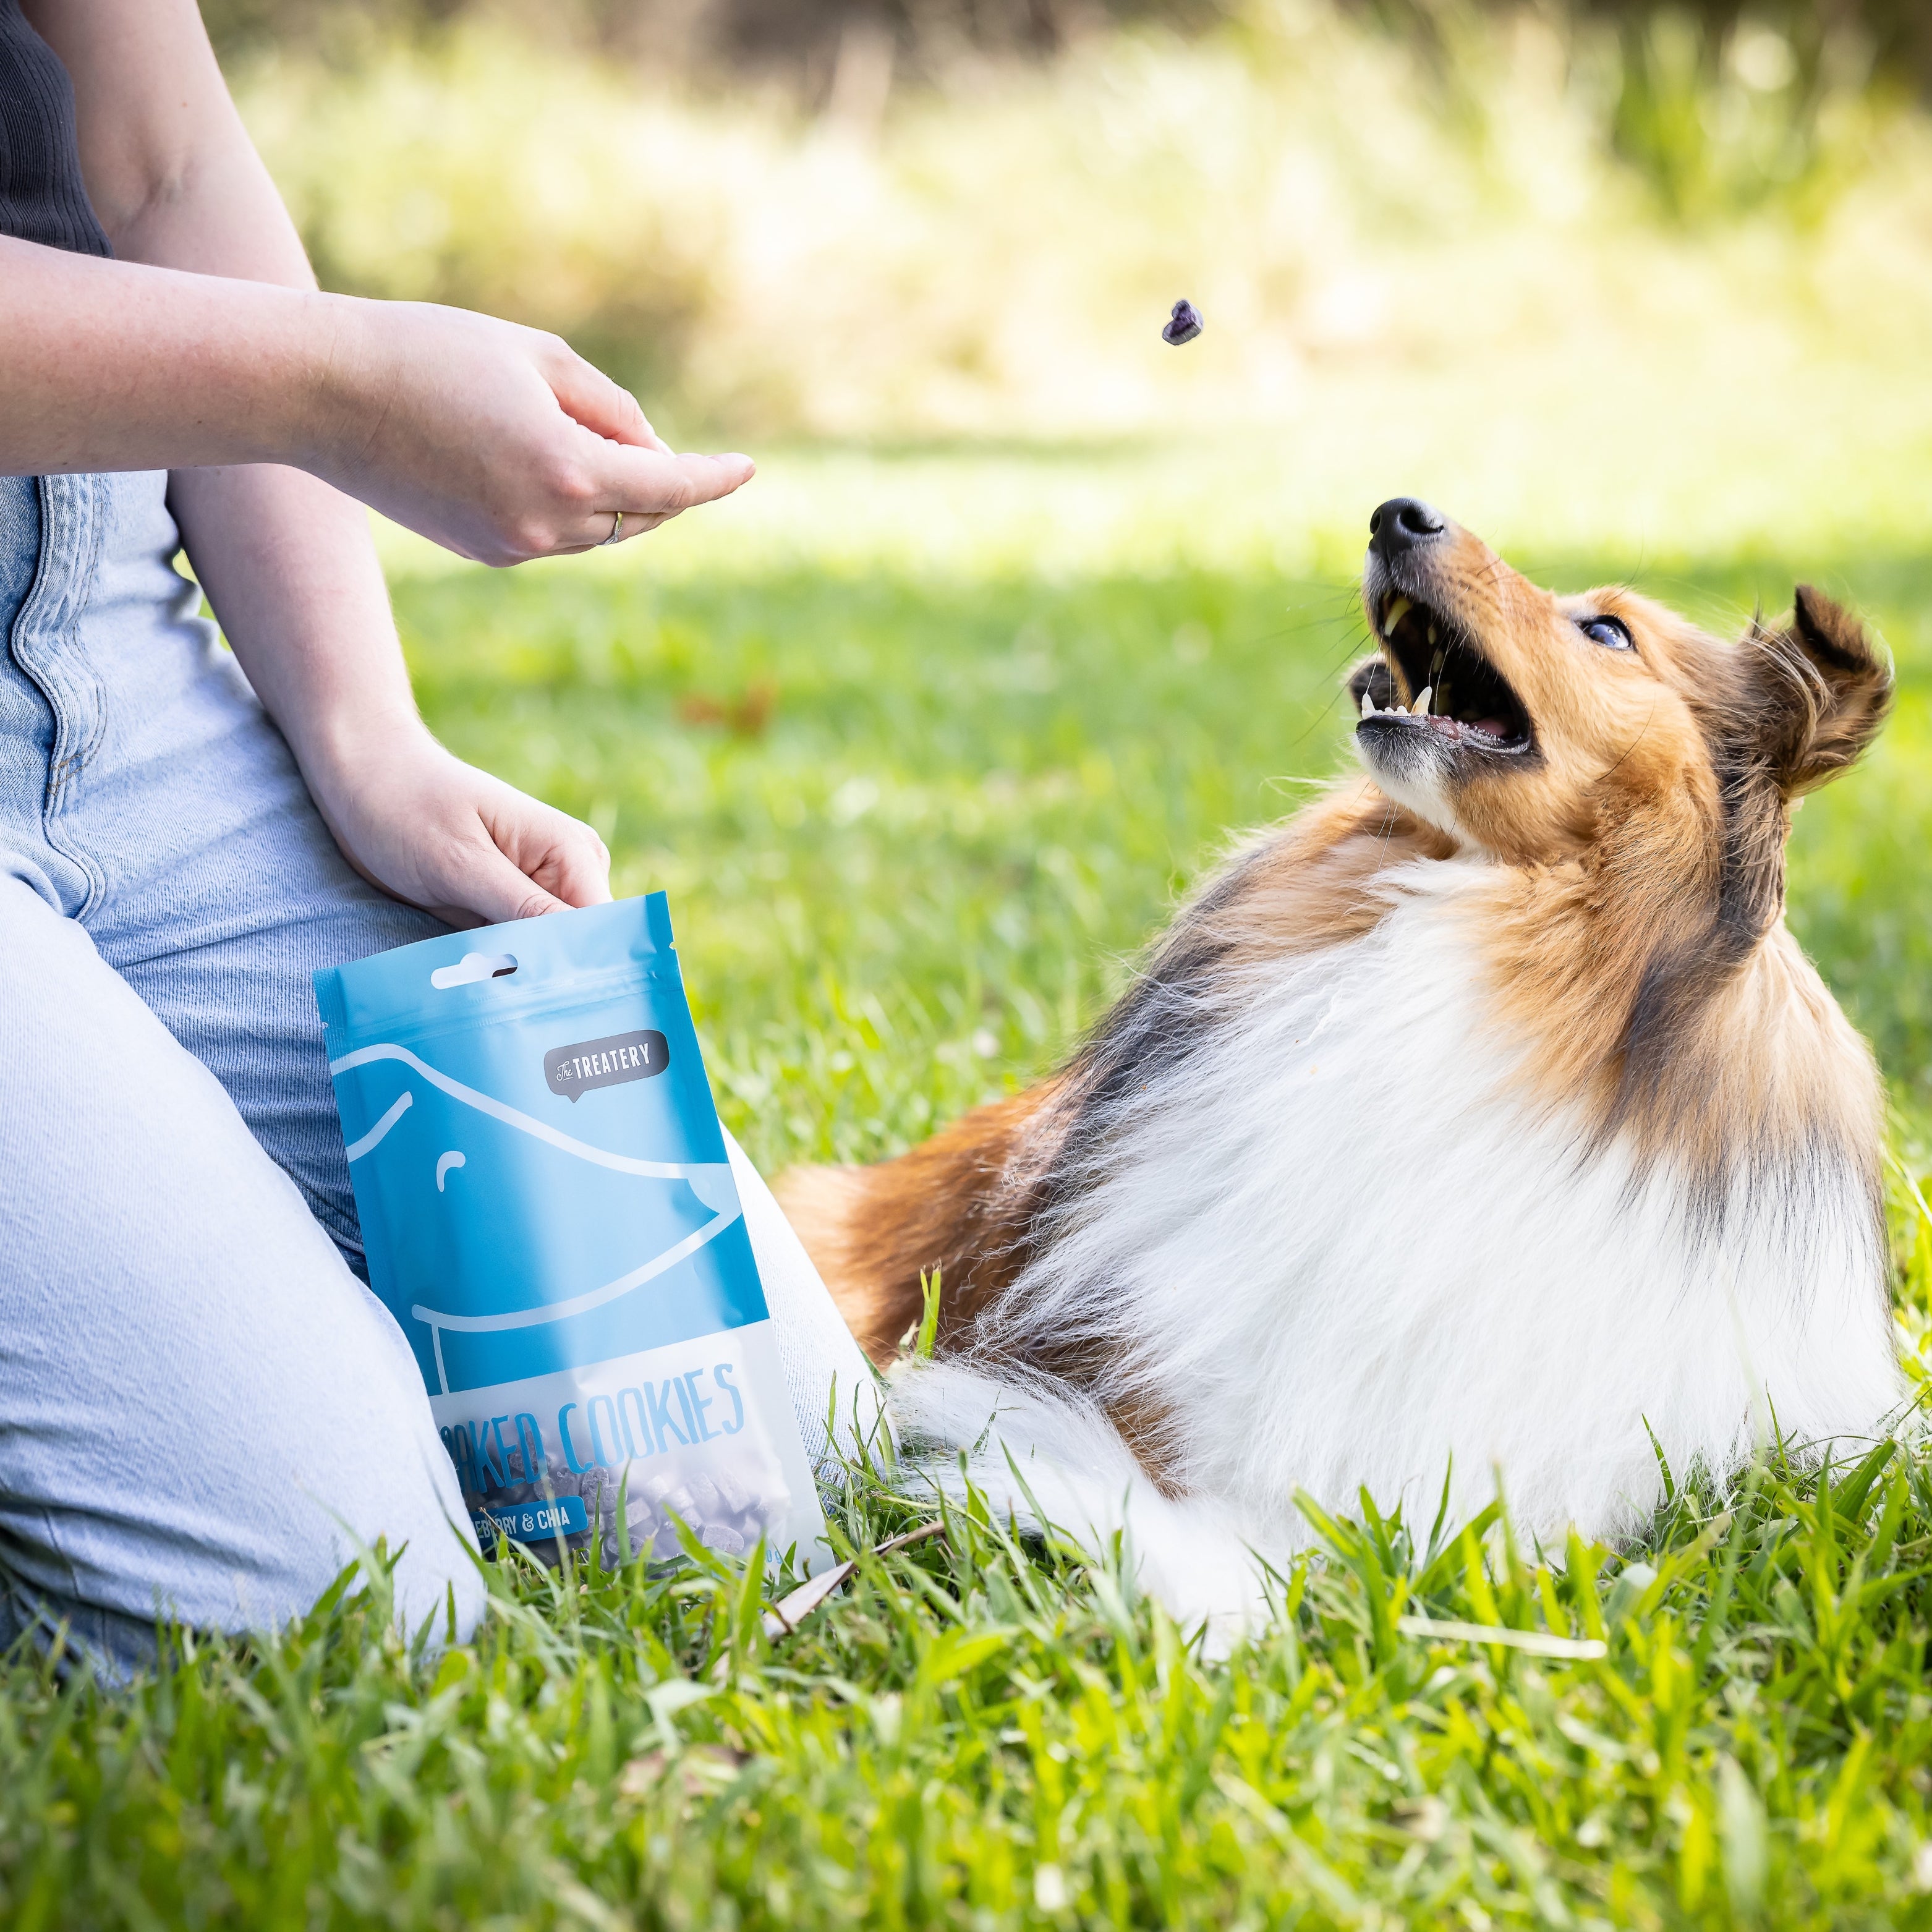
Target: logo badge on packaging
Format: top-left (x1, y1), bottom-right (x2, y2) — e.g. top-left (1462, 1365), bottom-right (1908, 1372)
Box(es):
top-left (313, 895), bottom-right (828, 1570)
top-left (543, 1028), bottom-right (668, 1100)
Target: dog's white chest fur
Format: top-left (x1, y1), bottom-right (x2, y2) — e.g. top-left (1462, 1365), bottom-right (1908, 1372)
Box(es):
top-left (890, 859), bottom-right (1902, 1630)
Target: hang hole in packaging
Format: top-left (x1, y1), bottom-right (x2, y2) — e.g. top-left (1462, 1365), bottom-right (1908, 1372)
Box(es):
top-left (430, 951), bottom-right (518, 989)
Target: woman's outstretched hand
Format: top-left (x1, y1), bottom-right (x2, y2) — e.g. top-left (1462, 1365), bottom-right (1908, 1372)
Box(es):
top-left (308, 300), bottom-right (755, 565)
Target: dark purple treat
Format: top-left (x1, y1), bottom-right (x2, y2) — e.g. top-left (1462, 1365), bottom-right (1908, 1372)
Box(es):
top-left (1162, 299), bottom-right (1204, 346)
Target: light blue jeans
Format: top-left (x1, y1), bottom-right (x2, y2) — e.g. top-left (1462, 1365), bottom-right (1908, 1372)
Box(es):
top-left (0, 470), bottom-right (875, 1676)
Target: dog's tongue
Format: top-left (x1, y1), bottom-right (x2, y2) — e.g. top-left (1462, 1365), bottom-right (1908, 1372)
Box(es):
top-left (1428, 713), bottom-right (1512, 741)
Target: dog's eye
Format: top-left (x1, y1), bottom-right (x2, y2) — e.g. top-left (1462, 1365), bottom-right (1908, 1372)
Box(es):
top-left (1577, 615), bottom-right (1633, 651)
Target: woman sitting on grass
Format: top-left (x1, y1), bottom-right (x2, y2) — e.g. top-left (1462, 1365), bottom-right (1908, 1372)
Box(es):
top-left (0, 0), bottom-right (867, 1675)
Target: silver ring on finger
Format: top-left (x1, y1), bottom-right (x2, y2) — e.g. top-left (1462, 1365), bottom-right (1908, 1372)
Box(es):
top-left (600, 510), bottom-right (624, 546)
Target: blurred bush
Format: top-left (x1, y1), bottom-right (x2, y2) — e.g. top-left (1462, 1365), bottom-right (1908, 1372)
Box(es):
top-left (1326, 1), bottom-right (1932, 216)
top-left (223, 0), bottom-right (1932, 438)
top-left (202, 0), bottom-right (1221, 73)
top-left (199, 0), bottom-right (1932, 104)
top-left (1577, 1), bottom-right (1930, 216)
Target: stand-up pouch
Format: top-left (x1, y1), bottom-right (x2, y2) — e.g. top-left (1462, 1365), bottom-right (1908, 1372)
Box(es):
top-left (314, 894), bottom-right (830, 1570)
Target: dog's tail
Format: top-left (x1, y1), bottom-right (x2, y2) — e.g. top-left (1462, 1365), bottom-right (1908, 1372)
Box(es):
top-left (885, 1356), bottom-right (1285, 1646)
top-left (774, 1083), bottom-right (1062, 1365)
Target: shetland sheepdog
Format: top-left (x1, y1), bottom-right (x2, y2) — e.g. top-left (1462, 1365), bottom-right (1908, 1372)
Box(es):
top-left (781, 498), bottom-right (1905, 1631)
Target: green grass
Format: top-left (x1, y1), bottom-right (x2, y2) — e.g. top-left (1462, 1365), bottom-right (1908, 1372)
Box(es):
top-left (11, 503), bottom-right (1932, 1926)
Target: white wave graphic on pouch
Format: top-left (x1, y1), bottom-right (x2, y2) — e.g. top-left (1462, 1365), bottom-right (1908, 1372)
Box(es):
top-left (331, 1039), bottom-right (742, 1394)
top-left (343, 1088), bottom-right (413, 1160)
top-left (330, 1040), bottom-right (731, 1191)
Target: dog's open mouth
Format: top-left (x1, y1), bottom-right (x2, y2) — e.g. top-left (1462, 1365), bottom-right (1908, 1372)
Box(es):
top-left (1361, 592), bottom-right (1533, 754)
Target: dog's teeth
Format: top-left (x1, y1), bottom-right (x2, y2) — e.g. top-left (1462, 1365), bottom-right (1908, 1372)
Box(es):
top-left (1413, 686), bottom-right (1432, 716)
top-left (1360, 688), bottom-right (1374, 720)
top-left (1384, 595), bottom-right (1413, 632)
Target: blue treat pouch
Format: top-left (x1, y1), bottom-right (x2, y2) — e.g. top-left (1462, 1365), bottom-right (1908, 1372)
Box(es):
top-left (314, 895), bottom-right (828, 1570)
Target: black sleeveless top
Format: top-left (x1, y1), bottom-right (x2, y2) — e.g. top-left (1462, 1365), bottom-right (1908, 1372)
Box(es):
top-left (1, 0), bottom-right (109, 254)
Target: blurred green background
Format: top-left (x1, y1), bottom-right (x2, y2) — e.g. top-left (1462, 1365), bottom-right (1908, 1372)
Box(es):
top-left (215, 0), bottom-right (1932, 1161)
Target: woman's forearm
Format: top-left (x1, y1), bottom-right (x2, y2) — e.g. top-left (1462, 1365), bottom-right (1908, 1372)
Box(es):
top-left (0, 239), bottom-right (338, 475)
top-left (14, 0), bottom-right (332, 481)
top-left (167, 462), bottom-right (423, 785)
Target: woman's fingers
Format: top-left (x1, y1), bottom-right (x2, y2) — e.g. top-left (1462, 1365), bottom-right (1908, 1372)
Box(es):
top-left (603, 445), bottom-right (756, 518)
top-left (312, 730), bottom-right (619, 929)
top-left (603, 446), bottom-right (753, 541)
top-left (476, 785), bottom-right (613, 909)
top-left (540, 338), bottom-right (673, 454)
top-left (414, 802), bottom-right (611, 926)
top-left (527, 822), bottom-right (614, 909)
top-left (561, 446), bottom-right (756, 553)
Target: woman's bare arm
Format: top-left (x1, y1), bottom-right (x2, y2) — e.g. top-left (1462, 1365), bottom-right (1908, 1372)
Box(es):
top-left (0, 239), bottom-right (755, 561)
top-left (0, 239), bottom-right (753, 563)
top-left (15, 0), bottom-right (752, 558)
top-left (10, 0), bottom-right (721, 921)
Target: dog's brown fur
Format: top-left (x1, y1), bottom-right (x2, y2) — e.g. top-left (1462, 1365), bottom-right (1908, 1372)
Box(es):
top-left (779, 1084), bottom-right (1061, 1362)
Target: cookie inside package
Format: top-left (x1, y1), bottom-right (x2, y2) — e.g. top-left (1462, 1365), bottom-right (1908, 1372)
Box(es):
top-left (314, 895), bottom-right (830, 1571)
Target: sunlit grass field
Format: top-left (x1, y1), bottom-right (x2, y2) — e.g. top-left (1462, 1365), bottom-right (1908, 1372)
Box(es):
top-left (10, 447), bottom-right (1932, 1926)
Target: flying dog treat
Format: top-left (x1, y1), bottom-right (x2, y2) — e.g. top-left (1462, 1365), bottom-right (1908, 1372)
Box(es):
top-left (1162, 298), bottom-right (1204, 346)
top-left (314, 895), bottom-right (828, 1570)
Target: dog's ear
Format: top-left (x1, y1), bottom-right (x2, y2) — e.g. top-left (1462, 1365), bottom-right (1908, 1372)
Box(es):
top-left (1347, 655), bottom-right (1395, 715)
top-left (1743, 587), bottom-right (1891, 798)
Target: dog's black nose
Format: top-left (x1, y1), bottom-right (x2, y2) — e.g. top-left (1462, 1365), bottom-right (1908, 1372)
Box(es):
top-left (1368, 498), bottom-right (1448, 556)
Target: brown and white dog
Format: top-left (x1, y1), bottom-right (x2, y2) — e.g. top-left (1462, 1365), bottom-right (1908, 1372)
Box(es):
top-left (781, 499), bottom-right (1905, 1628)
